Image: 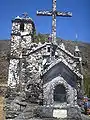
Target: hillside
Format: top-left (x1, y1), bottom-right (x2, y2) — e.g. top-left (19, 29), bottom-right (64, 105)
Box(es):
top-left (0, 40), bottom-right (10, 84)
top-left (0, 36), bottom-right (90, 96)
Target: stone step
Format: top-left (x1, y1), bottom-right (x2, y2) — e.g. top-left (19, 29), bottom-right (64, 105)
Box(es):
top-left (6, 110), bottom-right (21, 119)
top-left (14, 117), bottom-right (64, 120)
top-left (13, 104), bottom-right (38, 120)
top-left (6, 99), bottom-right (13, 103)
top-left (14, 111), bottom-right (33, 120)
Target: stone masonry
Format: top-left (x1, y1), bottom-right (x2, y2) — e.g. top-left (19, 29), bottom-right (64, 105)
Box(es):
top-left (6, 1), bottom-right (84, 118)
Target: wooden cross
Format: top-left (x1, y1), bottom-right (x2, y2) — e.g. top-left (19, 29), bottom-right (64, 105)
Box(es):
top-left (37, 0), bottom-right (72, 45)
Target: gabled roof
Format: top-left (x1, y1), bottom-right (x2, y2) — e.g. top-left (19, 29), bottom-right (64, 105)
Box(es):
top-left (23, 42), bottom-right (83, 79)
top-left (23, 42), bottom-right (51, 56)
top-left (42, 59), bottom-right (83, 79)
top-left (24, 42), bottom-right (80, 61)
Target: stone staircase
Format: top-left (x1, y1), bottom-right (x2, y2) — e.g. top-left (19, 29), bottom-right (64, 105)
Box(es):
top-left (14, 104), bottom-right (37, 120)
top-left (5, 94), bottom-right (21, 119)
top-left (5, 91), bottom-right (27, 119)
top-left (6, 93), bottom-right (90, 120)
top-left (12, 103), bottom-right (63, 120)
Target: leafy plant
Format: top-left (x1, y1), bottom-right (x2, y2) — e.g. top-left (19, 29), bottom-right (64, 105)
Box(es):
top-left (84, 75), bottom-right (90, 97)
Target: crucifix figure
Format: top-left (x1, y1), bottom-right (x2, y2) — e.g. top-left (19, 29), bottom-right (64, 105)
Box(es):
top-left (37, 0), bottom-right (72, 45)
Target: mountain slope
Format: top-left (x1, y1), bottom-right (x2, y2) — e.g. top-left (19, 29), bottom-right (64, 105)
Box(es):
top-left (0, 40), bottom-right (10, 83)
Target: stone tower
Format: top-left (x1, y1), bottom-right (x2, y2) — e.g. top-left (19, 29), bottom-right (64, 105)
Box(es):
top-left (8, 15), bottom-right (35, 88)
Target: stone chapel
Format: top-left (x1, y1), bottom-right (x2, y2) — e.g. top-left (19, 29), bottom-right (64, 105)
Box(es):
top-left (5, 14), bottom-right (84, 119)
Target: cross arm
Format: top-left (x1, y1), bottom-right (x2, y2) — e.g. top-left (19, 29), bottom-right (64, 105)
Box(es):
top-left (56, 11), bottom-right (72, 17)
top-left (37, 11), bottom-right (52, 16)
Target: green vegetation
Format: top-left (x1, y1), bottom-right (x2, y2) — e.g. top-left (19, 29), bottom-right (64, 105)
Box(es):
top-left (84, 75), bottom-right (90, 97)
top-left (34, 33), bottom-right (49, 43)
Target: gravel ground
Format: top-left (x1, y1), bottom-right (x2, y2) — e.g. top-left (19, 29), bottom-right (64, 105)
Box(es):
top-left (0, 96), bottom-right (5, 120)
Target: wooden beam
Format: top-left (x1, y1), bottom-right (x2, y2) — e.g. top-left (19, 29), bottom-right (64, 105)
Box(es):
top-left (37, 11), bottom-right (52, 16)
top-left (56, 11), bottom-right (72, 17)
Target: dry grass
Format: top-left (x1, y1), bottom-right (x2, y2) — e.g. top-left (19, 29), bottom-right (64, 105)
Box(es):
top-left (0, 96), bottom-right (5, 120)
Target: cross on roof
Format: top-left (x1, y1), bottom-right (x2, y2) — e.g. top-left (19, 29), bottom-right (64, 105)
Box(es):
top-left (37, 0), bottom-right (72, 45)
top-left (22, 12), bottom-right (28, 18)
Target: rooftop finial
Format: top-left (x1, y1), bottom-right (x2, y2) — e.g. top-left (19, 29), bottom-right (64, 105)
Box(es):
top-left (16, 16), bottom-right (20, 19)
top-left (74, 33), bottom-right (80, 56)
top-left (75, 33), bottom-right (79, 51)
top-left (22, 12), bottom-right (28, 18)
top-left (76, 33), bottom-right (78, 41)
top-left (61, 43), bottom-right (65, 50)
top-left (75, 46), bottom-right (80, 52)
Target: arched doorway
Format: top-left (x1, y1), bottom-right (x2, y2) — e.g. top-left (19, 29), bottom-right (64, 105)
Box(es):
top-left (54, 84), bottom-right (66, 103)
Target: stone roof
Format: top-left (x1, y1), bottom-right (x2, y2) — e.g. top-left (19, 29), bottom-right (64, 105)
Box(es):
top-left (12, 16), bottom-right (35, 28)
top-left (26, 42), bottom-right (80, 60)
top-left (42, 59), bottom-right (83, 79)
top-left (24, 42), bottom-right (83, 79)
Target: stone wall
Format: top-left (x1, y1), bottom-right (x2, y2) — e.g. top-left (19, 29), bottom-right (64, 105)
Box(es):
top-left (8, 17), bottom-right (35, 88)
top-left (43, 75), bottom-right (77, 107)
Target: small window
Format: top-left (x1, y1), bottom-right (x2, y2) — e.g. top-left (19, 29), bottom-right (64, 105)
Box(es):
top-left (54, 84), bottom-right (66, 103)
top-left (20, 23), bottom-right (24, 31)
top-left (47, 47), bottom-right (50, 52)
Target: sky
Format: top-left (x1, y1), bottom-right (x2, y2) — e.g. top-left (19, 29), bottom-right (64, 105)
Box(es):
top-left (0, 0), bottom-right (90, 43)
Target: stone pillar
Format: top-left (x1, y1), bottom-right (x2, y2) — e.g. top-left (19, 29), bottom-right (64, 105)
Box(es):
top-left (52, 0), bottom-right (57, 45)
top-left (74, 46), bottom-right (84, 95)
top-left (8, 15), bottom-right (35, 88)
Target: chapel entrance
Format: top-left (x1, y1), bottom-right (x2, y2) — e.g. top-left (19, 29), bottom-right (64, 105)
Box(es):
top-left (54, 84), bottom-right (66, 103)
